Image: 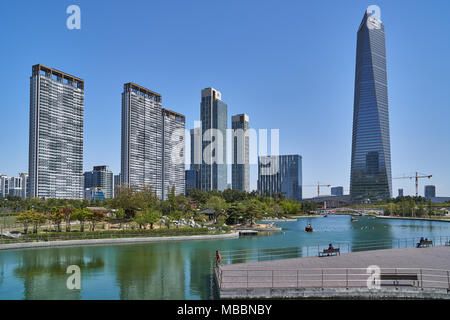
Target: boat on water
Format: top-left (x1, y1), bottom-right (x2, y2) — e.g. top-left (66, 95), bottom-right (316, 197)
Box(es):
top-left (351, 217), bottom-right (358, 222)
top-left (305, 226), bottom-right (314, 232)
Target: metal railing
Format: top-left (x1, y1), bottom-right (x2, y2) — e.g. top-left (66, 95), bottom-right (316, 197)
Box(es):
top-left (219, 235), bottom-right (450, 264)
top-left (216, 267), bottom-right (450, 291)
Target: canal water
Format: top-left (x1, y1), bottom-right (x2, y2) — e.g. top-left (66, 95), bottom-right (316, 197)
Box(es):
top-left (1, 215), bottom-right (449, 299)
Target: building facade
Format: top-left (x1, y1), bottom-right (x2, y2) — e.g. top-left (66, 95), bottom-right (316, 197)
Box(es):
top-left (398, 188), bottom-right (404, 197)
top-left (200, 88), bottom-right (227, 191)
top-left (424, 185), bottom-right (436, 199)
top-left (185, 169), bottom-right (200, 195)
top-left (84, 165), bottom-right (114, 199)
top-left (0, 175), bottom-right (9, 198)
top-left (121, 83), bottom-right (163, 197)
top-left (162, 109), bottom-right (185, 199)
top-left (257, 155), bottom-right (302, 201)
top-left (121, 83), bottom-right (185, 199)
top-left (0, 174), bottom-right (28, 199)
top-left (231, 114), bottom-right (250, 192)
top-left (29, 64), bottom-right (84, 199)
top-left (331, 186), bottom-right (344, 196)
top-left (350, 10), bottom-right (392, 203)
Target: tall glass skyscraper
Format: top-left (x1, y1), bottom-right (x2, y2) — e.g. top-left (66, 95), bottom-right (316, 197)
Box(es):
top-left (231, 114), bottom-right (250, 192)
top-left (350, 9), bottom-right (392, 203)
top-left (29, 64), bottom-right (84, 199)
top-left (200, 88), bottom-right (227, 191)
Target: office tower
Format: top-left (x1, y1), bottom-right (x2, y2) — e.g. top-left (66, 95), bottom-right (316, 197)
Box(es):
top-left (162, 109), bottom-right (185, 199)
top-left (29, 64), bottom-right (84, 199)
top-left (350, 9), bottom-right (392, 203)
top-left (185, 169), bottom-right (200, 195)
top-left (121, 83), bottom-right (185, 199)
top-left (424, 185), bottom-right (436, 199)
top-left (84, 165), bottom-right (114, 199)
top-left (257, 155), bottom-right (302, 201)
top-left (398, 188), bottom-right (404, 197)
top-left (200, 88), bottom-right (227, 191)
top-left (0, 175), bottom-right (9, 198)
top-left (113, 174), bottom-right (121, 197)
top-left (331, 186), bottom-right (344, 196)
top-left (231, 114), bottom-right (250, 192)
top-left (190, 126), bottom-right (202, 172)
top-left (121, 83), bottom-right (163, 197)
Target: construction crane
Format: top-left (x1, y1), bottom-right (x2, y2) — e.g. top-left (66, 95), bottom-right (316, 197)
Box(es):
top-left (393, 172), bottom-right (432, 197)
top-left (304, 182), bottom-right (331, 197)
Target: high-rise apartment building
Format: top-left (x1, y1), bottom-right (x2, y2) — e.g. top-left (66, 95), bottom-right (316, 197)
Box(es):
top-left (162, 109), bottom-right (185, 199)
top-left (121, 83), bottom-right (163, 197)
top-left (257, 155), bottom-right (302, 201)
top-left (0, 175), bottom-right (9, 198)
top-left (84, 165), bottom-right (114, 199)
top-left (121, 83), bottom-right (185, 199)
top-left (350, 10), bottom-right (392, 203)
top-left (231, 114), bottom-right (250, 192)
top-left (29, 64), bottom-right (84, 199)
top-left (398, 188), bottom-right (404, 197)
top-left (0, 174), bottom-right (28, 199)
top-left (200, 88), bottom-right (227, 191)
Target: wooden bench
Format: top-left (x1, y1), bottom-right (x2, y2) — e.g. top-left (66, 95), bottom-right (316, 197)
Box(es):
top-left (380, 273), bottom-right (419, 287)
top-left (319, 248), bottom-right (340, 257)
top-left (417, 240), bottom-right (433, 248)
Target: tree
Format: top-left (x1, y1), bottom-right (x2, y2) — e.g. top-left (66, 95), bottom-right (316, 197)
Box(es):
top-left (133, 211), bottom-right (147, 229)
top-left (145, 208), bottom-right (161, 229)
top-left (87, 209), bottom-right (105, 231)
top-left (16, 210), bottom-right (34, 234)
top-left (243, 199), bottom-right (263, 226)
top-left (31, 211), bottom-right (46, 234)
top-left (204, 196), bottom-right (228, 222)
top-left (72, 208), bottom-right (90, 232)
top-left (48, 207), bottom-right (65, 232)
top-left (61, 206), bottom-right (75, 232)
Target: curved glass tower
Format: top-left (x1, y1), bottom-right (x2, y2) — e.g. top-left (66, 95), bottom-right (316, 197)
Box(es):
top-left (350, 9), bottom-right (392, 203)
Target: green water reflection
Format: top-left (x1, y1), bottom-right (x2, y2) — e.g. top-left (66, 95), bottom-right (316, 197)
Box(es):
top-left (0, 215), bottom-right (449, 299)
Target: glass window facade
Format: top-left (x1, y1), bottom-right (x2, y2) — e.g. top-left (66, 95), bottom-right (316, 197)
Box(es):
top-left (350, 11), bottom-right (392, 203)
top-left (257, 155), bottom-right (302, 201)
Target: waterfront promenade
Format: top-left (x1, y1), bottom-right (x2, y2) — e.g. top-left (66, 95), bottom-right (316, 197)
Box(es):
top-left (216, 246), bottom-right (450, 299)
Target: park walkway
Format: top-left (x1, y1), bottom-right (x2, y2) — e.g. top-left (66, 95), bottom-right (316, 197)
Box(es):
top-left (216, 246), bottom-right (450, 299)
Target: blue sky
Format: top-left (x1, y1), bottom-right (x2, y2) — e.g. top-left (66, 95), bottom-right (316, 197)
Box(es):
top-left (0, 0), bottom-right (449, 198)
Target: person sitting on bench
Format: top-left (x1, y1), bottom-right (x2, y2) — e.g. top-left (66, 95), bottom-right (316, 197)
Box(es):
top-left (328, 243), bottom-right (334, 250)
top-left (417, 237), bottom-right (424, 248)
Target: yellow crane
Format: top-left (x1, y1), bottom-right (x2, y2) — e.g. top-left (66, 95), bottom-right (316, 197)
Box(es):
top-left (304, 182), bottom-right (331, 197)
top-left (393, 172), bottom-right (432, 197)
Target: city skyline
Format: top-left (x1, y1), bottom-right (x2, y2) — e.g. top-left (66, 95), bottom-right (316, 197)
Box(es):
top-left (1, 1), bottom-right (450, 198)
